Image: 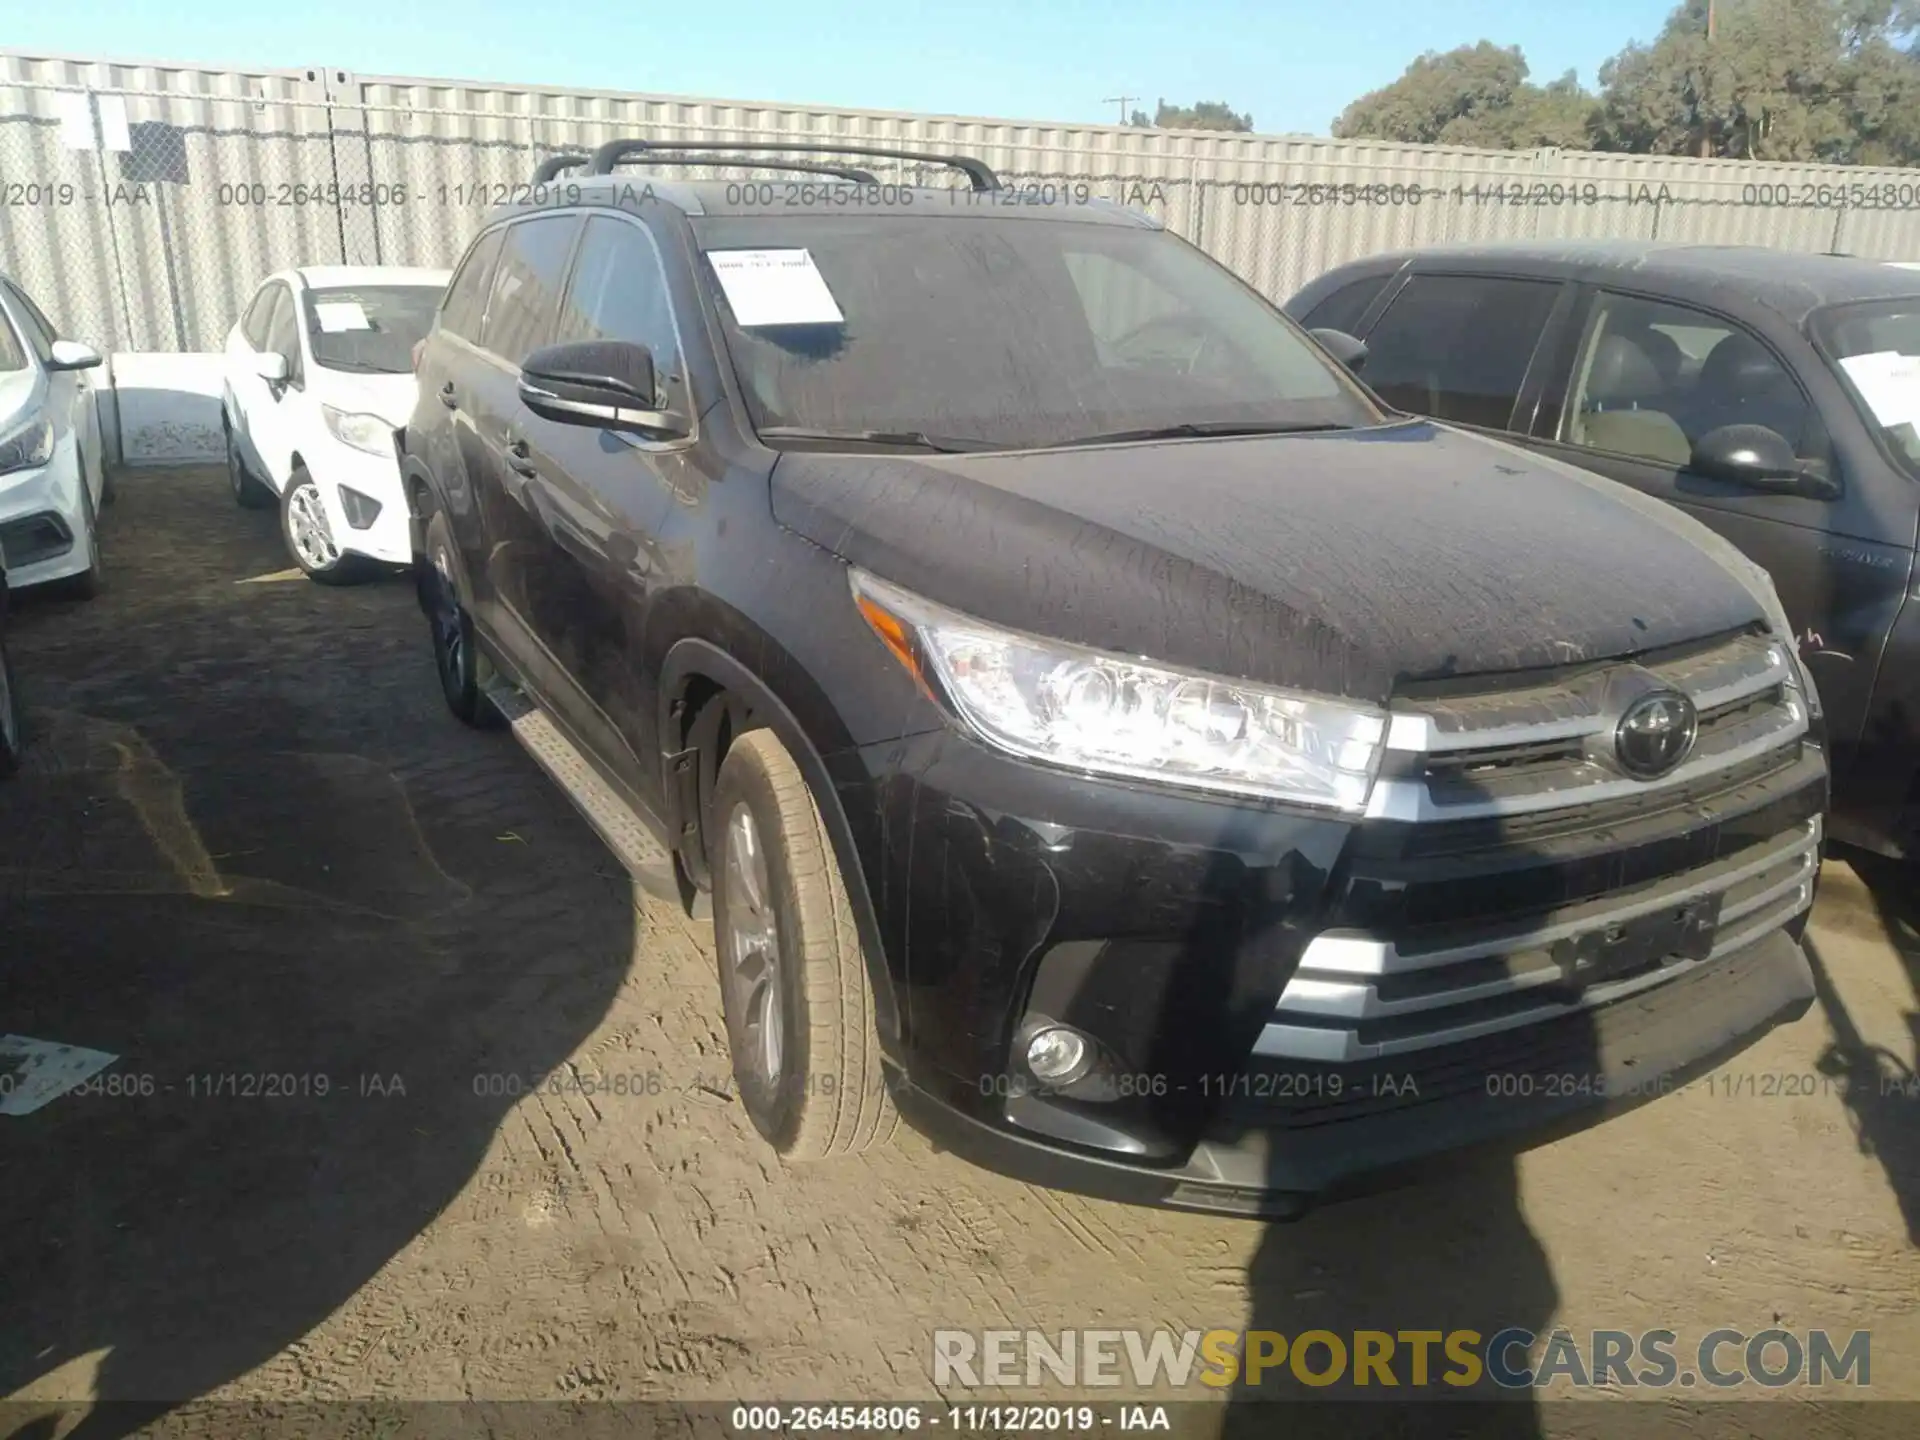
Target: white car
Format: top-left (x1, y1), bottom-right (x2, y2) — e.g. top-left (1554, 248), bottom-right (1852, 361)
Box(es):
top-left (221, 265), bottom-right (450, 583)
top-left (0, 273), bottom-right (108, 599)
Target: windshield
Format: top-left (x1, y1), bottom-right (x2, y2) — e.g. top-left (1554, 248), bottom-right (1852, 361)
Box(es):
top-left (1812, 297), bottom-right (1920, 473)
top-left (301, 285), bottom-right (443, 374)
top-left (692, 215), bottom-right (1384, 450)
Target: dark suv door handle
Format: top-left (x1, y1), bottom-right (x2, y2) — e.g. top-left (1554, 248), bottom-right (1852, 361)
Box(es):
top-left (438, 381), bottom-right (457, 409)
top-left (505, 438), bottom-right (538, 477)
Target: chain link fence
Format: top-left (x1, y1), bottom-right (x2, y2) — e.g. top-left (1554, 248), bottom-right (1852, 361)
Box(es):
top-left (7, 71), bottom-right (1920, 353)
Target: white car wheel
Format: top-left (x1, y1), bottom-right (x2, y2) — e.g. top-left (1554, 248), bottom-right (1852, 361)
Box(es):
top-left (279, 466), bottom-right (369, 586)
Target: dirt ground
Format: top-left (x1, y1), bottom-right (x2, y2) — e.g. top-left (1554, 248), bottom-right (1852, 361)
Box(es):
top-left (1, 467), bottom-right (1916, 1436)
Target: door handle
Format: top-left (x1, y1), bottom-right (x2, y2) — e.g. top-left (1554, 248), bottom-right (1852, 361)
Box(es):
top-left (439, 381), bottom-right (458, 410)
top-left (506, 438), bottom-right (538, 477)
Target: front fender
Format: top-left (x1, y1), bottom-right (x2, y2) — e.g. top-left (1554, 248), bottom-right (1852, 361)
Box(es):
top-left (657, 634), bottom-right (906, 1053)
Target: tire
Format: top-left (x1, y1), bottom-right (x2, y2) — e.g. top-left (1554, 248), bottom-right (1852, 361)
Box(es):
top-left (226, 423), bottom-right (274, 510)
top-left (280, 465), bottom-right (369, 585)
top-left (421, 510), bottom-right (500, 729)
top-left (710, 728), bottom-right (898, 1160)
top-left (0, 643), bottom-right (21, 776)
top-left (48, 481), bottom-right (103, 601)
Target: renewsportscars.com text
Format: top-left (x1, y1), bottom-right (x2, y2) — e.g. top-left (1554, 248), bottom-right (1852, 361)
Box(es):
top-left (932, 1327), bottom-right (1870, 1391)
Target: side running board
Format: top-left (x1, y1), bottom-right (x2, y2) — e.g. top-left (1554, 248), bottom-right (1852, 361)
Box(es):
top-left (484, 679), bottom-right (682, 902)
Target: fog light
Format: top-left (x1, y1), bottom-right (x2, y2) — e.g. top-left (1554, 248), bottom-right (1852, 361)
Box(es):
top-left (1026, 1026), bottom-right (1091, 1084)
top-left (338, 484), bottom-right (382, 530)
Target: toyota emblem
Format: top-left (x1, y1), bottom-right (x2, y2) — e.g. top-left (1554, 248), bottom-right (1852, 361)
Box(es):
top-left (1615, 689), bottom-right (1699, 780)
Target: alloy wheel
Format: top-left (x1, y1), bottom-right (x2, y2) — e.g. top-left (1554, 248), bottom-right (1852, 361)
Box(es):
top-left (287, 481), bottom-right (340, 571)
top-left (723, 802), bottom-right (784, 1088)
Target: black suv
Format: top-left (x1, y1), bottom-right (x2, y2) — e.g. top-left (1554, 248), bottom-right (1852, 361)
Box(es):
top-left (1287, 241), bottom-right (1920, 865)
top-left (400, 144), bottom-right (1829, 1218)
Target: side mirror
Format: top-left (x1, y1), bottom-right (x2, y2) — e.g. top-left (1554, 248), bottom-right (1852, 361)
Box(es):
top-left (252, 352), bottom-right (291, 384)
top-left (47, 339), bottom-right (102, 372)
top-left (1690, 423), bottom-right (1840, 500)
top-left (1308, 327), bottom-right (1368, 374)
top-left (518, 340), bottom-right (690, 440)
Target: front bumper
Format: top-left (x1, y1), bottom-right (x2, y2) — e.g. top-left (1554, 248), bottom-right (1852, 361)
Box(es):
top-left (895, 926), bottom-right (1813, 1219)
top-left (866, 708), bottom-right (1828, 1217)
top-left (309, 437), bottom-right (412, 566)
top-left (0, 432), bottom-right (93, 588)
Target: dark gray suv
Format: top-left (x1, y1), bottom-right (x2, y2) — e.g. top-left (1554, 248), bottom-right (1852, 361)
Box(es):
top-left (397, 146), bottom-right (1830, 1218)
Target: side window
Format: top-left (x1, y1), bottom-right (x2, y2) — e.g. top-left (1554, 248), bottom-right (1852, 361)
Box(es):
top-left (1361, 274), bottom-right (1562, 430)
top-left (480, 215), bottom-right (581, 366)
top-left (1298, 274), bottom-right (1392, 337)
top-left (549, 217), bottom-right (682, 409)
top-left (0, 304), bottom-right (26, 373)
top-left (441, 228), bottom-right (505, 343)
top-left (240, 285), bottom-right (278, 349)
top-left (3, 282), bottom-right (57, 360)
top-left (1564, 293), bottom-right (1814, 470)
top-left (263, 284), bottom-right (301, 380)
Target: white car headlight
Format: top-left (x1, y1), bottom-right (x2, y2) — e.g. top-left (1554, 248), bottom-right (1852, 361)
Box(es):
top-left (850, 569), bottom-right (1387, 812)
top-left (322, 405), bottom-right (393, 456)
top-left (0, 414), bottom-right (54, 476)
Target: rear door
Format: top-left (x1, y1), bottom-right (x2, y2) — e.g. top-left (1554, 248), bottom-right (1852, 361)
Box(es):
top-left (513, 212), bottom-right (685, 805)
top-left (1517, 286), bottom-right (1909, 762)
top-left (415, 226), bottom-right (506, 603)
top-left (226, 281), bottom-right (281, 474)
top-left (247, 284), bottom-right (305, 492)
top-left (465, 212), bottom-right (582, 672)
top-left (1352, 271), bottom-right (1570, 433)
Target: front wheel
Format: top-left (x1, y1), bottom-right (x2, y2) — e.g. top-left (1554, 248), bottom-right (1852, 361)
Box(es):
top-left (710, 728), bottom-right (898, 1160)
top-left (280, 466), bottom-right (369, 585)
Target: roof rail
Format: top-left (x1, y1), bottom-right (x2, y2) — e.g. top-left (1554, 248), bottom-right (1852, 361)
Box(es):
top-left (585, 139), bottom-right (1001, 192)
top-left (532, 153), bottom-right (590, 184)
top-left (586, 153), bottom-right (881, 184)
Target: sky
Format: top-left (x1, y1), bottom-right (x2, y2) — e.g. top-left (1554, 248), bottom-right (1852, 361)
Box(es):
top-left (4, 0), bottom-right (1681, 136)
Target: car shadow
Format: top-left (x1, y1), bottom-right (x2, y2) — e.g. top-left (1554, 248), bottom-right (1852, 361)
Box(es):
top-left (1804, 846), bottom-right (1919, 1245)
top-left (0, 468), bottom-right (642, 1438)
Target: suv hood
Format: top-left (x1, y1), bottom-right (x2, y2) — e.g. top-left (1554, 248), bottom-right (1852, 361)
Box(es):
top-left (770, 420), bottom-right (1781, 704)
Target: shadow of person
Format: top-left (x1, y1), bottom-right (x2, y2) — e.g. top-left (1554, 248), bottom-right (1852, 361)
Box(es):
top-left (0, 470), bottom-right (643, 1439)
top-left (1804, 845), bottom-right (1920, 1244)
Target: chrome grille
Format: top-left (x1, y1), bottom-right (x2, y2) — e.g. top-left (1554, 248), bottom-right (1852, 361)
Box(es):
top-left (1262, 630), bottom-right (1819, 1064)
top-left (1259, 817), bottom-right (1821, 1062)
top-left (1365, 632), bottom-right (1806, 824)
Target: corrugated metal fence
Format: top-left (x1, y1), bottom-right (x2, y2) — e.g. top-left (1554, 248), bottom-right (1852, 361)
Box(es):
top-left (10, 49), bottom-right (1920, 352)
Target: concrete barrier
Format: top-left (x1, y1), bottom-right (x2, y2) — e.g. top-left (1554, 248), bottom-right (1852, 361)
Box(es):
top-left (105, 352), bottom-right (226, 468)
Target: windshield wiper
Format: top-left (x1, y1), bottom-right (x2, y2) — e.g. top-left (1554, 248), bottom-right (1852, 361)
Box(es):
top-left (756, 426), bottom-right (1001, 453)
top-left (1038, 420), bottom-right (1354, 449)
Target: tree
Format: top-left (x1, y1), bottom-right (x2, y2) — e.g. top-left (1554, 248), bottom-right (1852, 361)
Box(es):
top-left (1133, 100), bottom-right (1255, 132)
top-left (1331, 0), bottom-right (1920, 161)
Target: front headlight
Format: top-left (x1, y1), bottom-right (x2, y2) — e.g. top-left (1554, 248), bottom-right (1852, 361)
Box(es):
top-left (850, 569), bottom-right (1387, 812)
top-left (0, 414), bottom-right (54, 475)
top-left (322, 405), bottom-right (394, 456)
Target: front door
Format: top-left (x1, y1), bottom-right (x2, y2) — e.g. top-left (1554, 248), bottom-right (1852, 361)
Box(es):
top-left (1517, 287), bottom-right (1913, 766)
top-left (512, 212), bottom-right (682, 808)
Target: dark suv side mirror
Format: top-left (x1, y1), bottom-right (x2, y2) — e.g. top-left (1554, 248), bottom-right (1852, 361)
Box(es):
top-left (518, 340), bottom-right (690, 440)
top-left (1690, 423), bottom-right (1841, 500)
top-left (1308, 327), bottom-right (1368, 374)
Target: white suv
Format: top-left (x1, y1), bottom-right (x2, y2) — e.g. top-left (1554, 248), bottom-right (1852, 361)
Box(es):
top-left (0, 273), bottom-right (107, 599)
top-left (221, 265), bottom-right (450, 583)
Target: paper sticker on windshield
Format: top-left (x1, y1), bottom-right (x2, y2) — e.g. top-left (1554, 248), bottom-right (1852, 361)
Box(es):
top-left (314, 300), bottom-right (372, 333)
top-left (1838, 350), bottom-right (1920, 428)
top-left (707, 249), bottom-right (845, 327)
